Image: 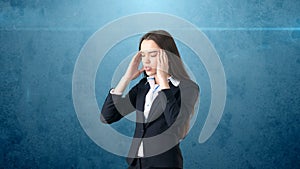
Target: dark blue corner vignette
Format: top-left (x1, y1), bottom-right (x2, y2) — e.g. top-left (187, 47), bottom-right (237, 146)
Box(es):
top-left (1, 0), bottom-right (299, 169)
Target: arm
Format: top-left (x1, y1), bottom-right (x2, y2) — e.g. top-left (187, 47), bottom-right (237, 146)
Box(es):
top-left (100, 83), bottom-right (139, 124)
top-left (100, 52), bottom-right (144, 124)
top-left (159, 81), bottom-right (199, 127)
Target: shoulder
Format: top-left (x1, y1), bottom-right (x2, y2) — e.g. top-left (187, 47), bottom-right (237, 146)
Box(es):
top-left (136, 77), bottom-right (148, 87)
top-left (178, 79), bottom-right (200, 102)
top-left (130, 77), bottom-right (148, 90)
top-left (180, 79), bottom-right (199, 92)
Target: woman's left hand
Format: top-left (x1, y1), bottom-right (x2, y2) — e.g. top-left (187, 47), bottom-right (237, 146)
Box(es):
top-left (156, 49), bottom-right (170, 89)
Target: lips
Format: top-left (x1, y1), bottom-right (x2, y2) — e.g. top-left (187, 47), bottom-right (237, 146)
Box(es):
top-left (144, 66), bottom-right (152, 71)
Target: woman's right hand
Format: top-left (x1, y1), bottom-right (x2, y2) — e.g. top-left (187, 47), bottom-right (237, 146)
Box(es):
top-left (124, 52), bottom-right (144, 81)
top-left (113, 52), bottom-right (144, 94)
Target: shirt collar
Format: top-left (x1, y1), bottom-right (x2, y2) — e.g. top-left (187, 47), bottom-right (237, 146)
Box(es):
top-left (146, 76), bottom-right (180, 87)
top-left (168, 76), bottom-right (180, 87)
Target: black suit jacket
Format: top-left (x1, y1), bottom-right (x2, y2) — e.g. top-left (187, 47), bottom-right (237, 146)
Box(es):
top-left (100, 77), bottom-right (199, 168)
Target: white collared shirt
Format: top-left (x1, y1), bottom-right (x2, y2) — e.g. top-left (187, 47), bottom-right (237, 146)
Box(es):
top-left (137, 76), bottom-right (180, 157)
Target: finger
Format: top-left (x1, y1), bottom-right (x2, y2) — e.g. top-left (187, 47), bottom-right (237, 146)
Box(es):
top-left (160, 49), bottom-right (163, 59)
top-left (160, 49), bottom-right (164, 63)
top-left (139, 66), bottom-right (145, 72)
top-left (134, 51), bottom-right (142, 61)
top-left (137, 51), bottom-right (142, 58)
top-left (158, 50), bottom-right (163, 65)
top-left (156, 50), bottom-right (160, 64)
top-left (131, 52), bottom-right (142, 66)
top-left (157, 50), bottom-right (162, 70)
top-left (161, 50), bottom-right (165, 64)
top-left (164, 51), bottom-right (168, 64)
top-left (162, 50), bottom-right (166, 63)
top-left (163, 50), bottom-right (168, 63)
top-left (161, 50), bottom-right (169, 74)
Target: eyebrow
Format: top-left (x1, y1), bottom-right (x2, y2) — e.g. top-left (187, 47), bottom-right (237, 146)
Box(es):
top-left (149, 51), bottom-right (158, 54)
top-left (140, 50), bottom-right (159, 54)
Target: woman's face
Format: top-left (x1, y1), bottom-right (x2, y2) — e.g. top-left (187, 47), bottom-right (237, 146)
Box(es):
top-left (140, 40), bottom-right (161, 76)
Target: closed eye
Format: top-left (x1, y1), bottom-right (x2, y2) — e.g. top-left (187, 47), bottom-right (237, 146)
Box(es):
top-left (149, 51), bottom-right (158, 57)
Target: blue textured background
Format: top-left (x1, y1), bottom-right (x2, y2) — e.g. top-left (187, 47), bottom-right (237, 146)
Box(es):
top-left (1, 0), bottom-right (299, 168)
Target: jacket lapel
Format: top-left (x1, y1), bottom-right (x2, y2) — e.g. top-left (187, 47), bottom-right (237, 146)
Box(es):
top-left (144, 82), bottom-right (180, 127)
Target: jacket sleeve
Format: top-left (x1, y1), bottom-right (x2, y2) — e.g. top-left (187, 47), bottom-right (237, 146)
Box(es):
top-left (159, 80), bottom-right (199, 129)
top-left (100, 83), bottom-right (139, 124)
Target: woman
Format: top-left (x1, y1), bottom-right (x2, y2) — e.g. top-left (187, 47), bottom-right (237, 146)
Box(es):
top-left (101, 30), bottom-right (199, 169)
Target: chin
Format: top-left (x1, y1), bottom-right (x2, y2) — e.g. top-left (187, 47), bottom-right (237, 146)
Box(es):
top-left (145, 71), bottom-right (156, 76)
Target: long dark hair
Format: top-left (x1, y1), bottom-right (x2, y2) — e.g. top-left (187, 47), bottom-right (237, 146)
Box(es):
top-left (139, 30), bottom-right (193, 139)
top-left (139, 30), bottom-right (191, 81)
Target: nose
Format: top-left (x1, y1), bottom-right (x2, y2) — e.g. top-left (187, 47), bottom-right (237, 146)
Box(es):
top-left (142, 55), bottom-right (150, 64)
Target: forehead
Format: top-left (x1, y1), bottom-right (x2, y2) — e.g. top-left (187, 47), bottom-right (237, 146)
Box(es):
top-left (140, 40), bottom-right (160, 51)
